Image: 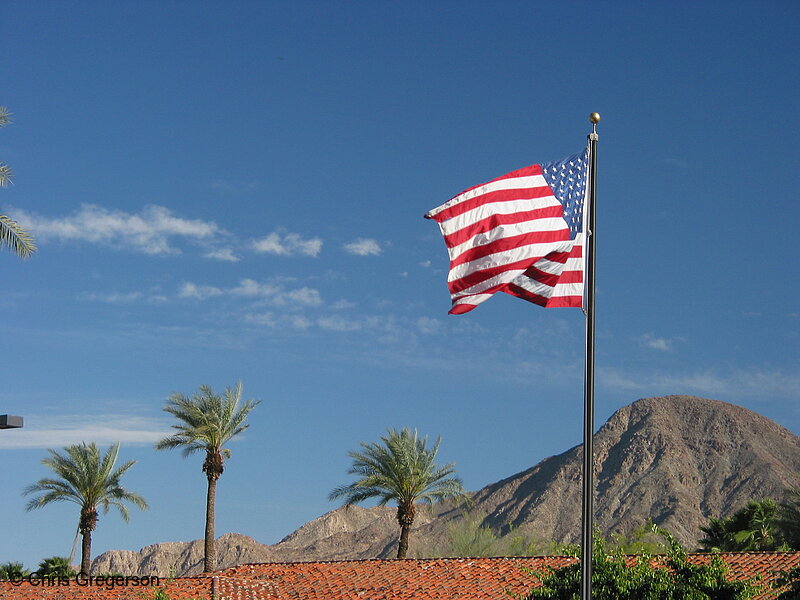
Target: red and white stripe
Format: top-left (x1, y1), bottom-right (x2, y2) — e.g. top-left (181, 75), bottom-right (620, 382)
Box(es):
top-left (426, 165), bottom-right (585, 314)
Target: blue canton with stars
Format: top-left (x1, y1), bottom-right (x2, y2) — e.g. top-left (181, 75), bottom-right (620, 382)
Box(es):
top-left (539, 148), bottom-right (589, 240)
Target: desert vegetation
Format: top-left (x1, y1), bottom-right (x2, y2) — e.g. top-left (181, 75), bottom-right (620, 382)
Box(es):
top-left (699, 489), bottom-right (800, 552)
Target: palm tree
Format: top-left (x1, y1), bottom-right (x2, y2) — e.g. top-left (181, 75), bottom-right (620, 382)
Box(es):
top-left (732, 498), bottom-right (780, 550)
top-left (329, 428), bottom-right (466, 559)
top-left (155, 381), bottom-right (259, 573)
top-left (37, 556), bottom-right (76, 578)
top-left (1, 106), bottom-right (36, 259)
top-left (699, 498), bottom-right (783, 551)
top-left (23, 442), bottom-right (147, 576)
top-left (0, 561), bottom-right (28, 579)
top-left (778, 486), bottom-right (800, 550)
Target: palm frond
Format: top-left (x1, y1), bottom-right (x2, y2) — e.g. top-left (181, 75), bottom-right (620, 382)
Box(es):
top-left (0, 164), bottom-right (12, 187)
top-left (0, 213), bottom-right (36, 258)
top-left (23, 442), bottom-right (146, 527)
top-left (330, 428), bottom-right (466, 510)
top-left (155, 382), bottom-right (260, 467)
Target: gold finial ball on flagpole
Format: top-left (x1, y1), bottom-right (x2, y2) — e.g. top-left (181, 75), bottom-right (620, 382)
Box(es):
top-left (589, 112), bottom-right (601, 124)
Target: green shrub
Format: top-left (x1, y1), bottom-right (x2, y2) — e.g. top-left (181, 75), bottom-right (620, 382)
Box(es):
top-left (518, 527), bottom-right (762, 600)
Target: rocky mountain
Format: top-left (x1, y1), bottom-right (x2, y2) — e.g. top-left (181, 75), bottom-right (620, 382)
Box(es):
top-left (92, 395), bottom-right (800, 576)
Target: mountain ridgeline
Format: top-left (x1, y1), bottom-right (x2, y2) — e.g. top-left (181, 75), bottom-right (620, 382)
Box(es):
top-left (93, 395), bottom-right (800, 576)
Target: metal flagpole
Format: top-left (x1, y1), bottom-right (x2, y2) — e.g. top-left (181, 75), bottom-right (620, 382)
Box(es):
top-left (581, 112), bottom-right (600, 600)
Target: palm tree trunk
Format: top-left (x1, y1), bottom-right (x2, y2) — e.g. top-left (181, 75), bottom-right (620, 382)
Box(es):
top-left (80, 529), bottom-right (92, 576)
top-left (397, 522), bottom-right (412, 559)
top-left (204, 474), bottom-right (217, 572)
top-left (78, 507), bottom-right (97, 576)
top-left (396, 502), bottom-right (416, 559)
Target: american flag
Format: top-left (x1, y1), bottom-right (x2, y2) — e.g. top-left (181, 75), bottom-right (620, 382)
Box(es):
top-left (425, 148), bottom-right (589, 314)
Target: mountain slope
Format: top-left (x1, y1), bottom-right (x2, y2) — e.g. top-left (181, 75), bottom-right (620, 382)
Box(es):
top-left (92, 395), bottom-right (800, 576)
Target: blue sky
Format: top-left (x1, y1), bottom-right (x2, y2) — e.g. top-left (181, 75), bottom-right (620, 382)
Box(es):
top-left (1, 1), bottom-right (798, 569)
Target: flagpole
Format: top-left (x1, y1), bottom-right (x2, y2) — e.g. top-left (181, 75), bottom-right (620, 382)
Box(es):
top-left (581, 112), bottom-right (600, 600)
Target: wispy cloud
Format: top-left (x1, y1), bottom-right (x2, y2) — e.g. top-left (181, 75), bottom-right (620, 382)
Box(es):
top-left (317, 315), bottom-right (365, 331)
top-left (344, 238), bottom-right (382, 256)
top-left (15, 204), bottom-right (223, 255)
top-left (244, 312), bottom-right (314, 329)
top-left (204, 247), bottom-right (240, 262)
top-left (82, 291), bottom-right (144, 304)
top-left (251, 231), bottom-right (322, 257)
top-left (637, 333), bottom-right (679, 352)
top-left (331, 299), bottom-right (356, 310)
top-left (179, 278), bottom-right (323, 307)
top-left (600, 366), bottom-right (800, 399)
top-left (416, 316), bottom-right (442, 334)
top-left (82, 289), bottom-right (169, 304)
top-left (0, 414), bottom-right (170, 449)
top-left (178, 282), bottom-right (225, 300)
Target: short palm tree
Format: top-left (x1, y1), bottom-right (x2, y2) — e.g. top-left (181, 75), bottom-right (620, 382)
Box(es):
top-left (23, 442), bottom-right (147, 576)
top-left (155, 381), bottom-right (259, 572)
top-left (0, 561), bottom-right (28, 579)
top-left (0, 107), bottom-right (36, 259)
top-left (37, 556), bottom-right (76, 578)
top-left (778, 486), bottom-right (800, 549)
top-left (732, 498), bottom-right (780, 550)
top-left (329, 428), bottom-right (466, 558)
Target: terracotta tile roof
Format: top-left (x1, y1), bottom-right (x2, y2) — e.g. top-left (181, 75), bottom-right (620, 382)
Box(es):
top-left (0, 575), bottom-right (209, 600)
top-left (0, 552), bottom-right (797, 600)
top-left (217, 557), bottom-right (576, 600)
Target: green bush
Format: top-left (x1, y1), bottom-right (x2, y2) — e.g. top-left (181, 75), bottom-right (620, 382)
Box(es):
top-left (518, 527), bottom-right (762, 600)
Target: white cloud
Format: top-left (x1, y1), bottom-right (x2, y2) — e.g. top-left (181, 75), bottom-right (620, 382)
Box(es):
top-left (179, 282), bottom-right (224, 300)
top-left (277, 287), bottom-right (323, 307)
top-left (180, 278), bottom-right (323, 307)
top-left (344, 238), bottom-right (382, 256)
top-left (0, 414), bottom-right (170, 449)
top-left (600, 367), bottom-right (800, 399)
top-left (83, 291), bottom-right (144, 303)
top-left (15, 204), bottom-right (223, 255)
top-left (230, 279), bottom-right (282, 298)
top-left (419, 260), bottom-right (432, 268)
top-left (244, 312), bottom-right (278, 327)
top-left (416, 316), bottom-right (441, 334)
top-left (251, 231), bottom-right (322, 257)
top-left (331, 299), bottom-right (356, 310)
top-left (82, 290), bottom-right (170, 304)
top-left (318, 315), bottom-right (364, 332)
top-left (289, 316), bottom-right (312, 330)
top-left (205, 247), bottom-right (240, 262)
top-left (638, 333), bottom-right (675, 352)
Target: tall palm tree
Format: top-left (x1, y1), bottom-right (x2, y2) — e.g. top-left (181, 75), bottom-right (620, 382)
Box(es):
top-left (329, 428), bottom-right (466, 559)
top-left (155, 381), bottom-right (259, 573)
top-left (0, 106), bottom-right (36, 259)
top-left (23, 442), bottom-right (147, 576)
